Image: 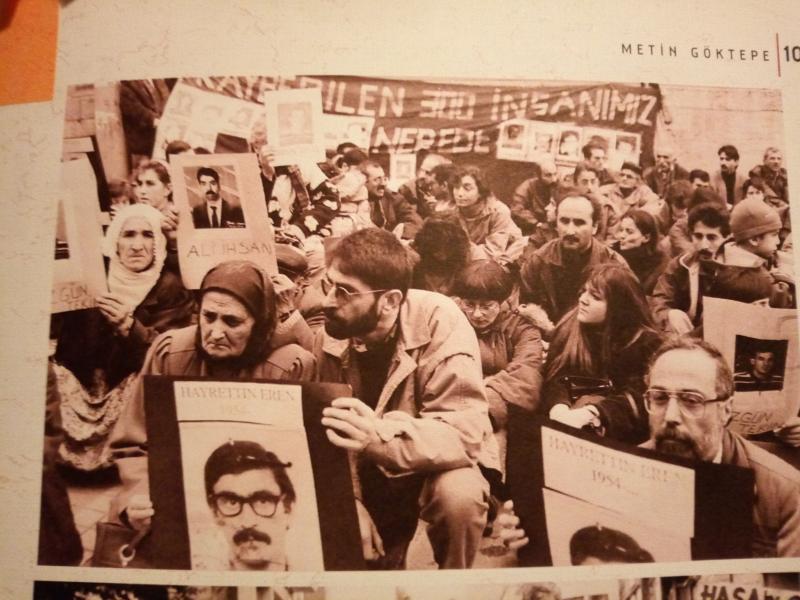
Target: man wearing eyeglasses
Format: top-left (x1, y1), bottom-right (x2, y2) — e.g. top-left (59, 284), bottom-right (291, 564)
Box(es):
top-left (314, 228), bottom-right (495, 569)
top-left (641, 337), bottom-right (800, 557)
top-left (204, 440), bottom-right (295, 570)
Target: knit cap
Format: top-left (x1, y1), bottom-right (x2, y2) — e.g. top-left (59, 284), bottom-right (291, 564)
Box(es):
top-left (730, 197), bottom-right (782, 242)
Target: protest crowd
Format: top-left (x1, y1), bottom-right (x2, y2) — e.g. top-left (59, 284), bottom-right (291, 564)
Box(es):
top-left (41, 78), bottom-right (800, 570)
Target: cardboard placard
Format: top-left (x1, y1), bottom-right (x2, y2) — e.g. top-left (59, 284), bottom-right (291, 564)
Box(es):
top-left (144, 376), bottom-right (364, 571)
top-left (703, 296), bottom-right (799, 435)
top-left (51, 156), bottom-right (107, 313)
top-left (171, 152), bottom-right (277, 288)
top-left (506, 415), bottom-right (754, 567)
top-left (153, 81), bottom-right (265, 159)
top-left (264, 87), bottom-right (326, 166)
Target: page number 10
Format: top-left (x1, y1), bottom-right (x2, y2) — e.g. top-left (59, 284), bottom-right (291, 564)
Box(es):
top-left (784, 46), bottom-right (800, 62)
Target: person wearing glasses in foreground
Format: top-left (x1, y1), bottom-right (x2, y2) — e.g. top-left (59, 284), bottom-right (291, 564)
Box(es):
top-left (314, 228), bottom-right (497, 569)
top-left (203, 440), bottom-right (295, 571)
top-left (500, 336), bottom-right (800, 558)
top-left (107, 260), bottom-right (314, 537)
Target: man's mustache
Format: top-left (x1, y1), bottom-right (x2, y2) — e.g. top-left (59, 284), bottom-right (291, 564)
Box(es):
top-left (233, 528), bottom-right (272, 546)
top-left (655, 426), bottom-right (701, 460)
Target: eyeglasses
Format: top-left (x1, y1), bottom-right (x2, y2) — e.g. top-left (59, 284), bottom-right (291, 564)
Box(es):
top-left (459, 299), bottom-right (500, 313)
top-left (643, 388), bottom-right (728, 418)
top-left (321, 276), bottom-right (388, 303)
top-left (209, 491), bottom-right (284, 518)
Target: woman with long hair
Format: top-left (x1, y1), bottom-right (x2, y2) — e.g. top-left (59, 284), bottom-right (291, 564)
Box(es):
top-left (541, 262), bottom-right (663, 444)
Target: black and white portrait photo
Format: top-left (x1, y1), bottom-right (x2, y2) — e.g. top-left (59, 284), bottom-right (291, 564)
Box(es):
top-left (187, 165), bottom-right (245, 229)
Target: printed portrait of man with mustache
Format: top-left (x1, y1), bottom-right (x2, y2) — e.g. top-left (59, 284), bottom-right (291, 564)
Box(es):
top-left (204, 440), bottom-right (295, 571)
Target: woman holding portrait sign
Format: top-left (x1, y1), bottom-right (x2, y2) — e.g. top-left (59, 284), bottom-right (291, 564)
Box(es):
top-left (51, 204), bottom-right (195, 472)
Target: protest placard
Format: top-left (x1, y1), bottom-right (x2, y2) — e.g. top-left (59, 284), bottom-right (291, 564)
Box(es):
top-left (611, 132), bottom-right (642, 170)
top-left (264, 87), bottom-right (326, 166)
top-left (389, 152), bottom-right (417, 191)
top-left (703, 296), bottom-right (799, 435)
top-left (51, 156), bottom-right (107, 313)
top-left (543, 488), bottom-right (690, 565)
top-left (171, 152), bottom-right (277, 288)
top-left (541, 426), bottom-right (695, 538)
top-left (152, 81), bottom-right (265, 159)
top-left (144, 376), bottom-right (363, 571)
top-left (506, 417), bottom-right (754, 566)
top-left (496, 119), bottom-right (530, 161)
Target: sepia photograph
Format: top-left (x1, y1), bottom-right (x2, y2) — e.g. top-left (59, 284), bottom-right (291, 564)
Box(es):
top-left (186, 165), bottom-right (246, 229)
top-left (31, 71), bottom-right (800, 580)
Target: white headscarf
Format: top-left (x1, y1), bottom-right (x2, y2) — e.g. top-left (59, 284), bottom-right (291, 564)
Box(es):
top-left (103, 203), bottom-right (168, 312)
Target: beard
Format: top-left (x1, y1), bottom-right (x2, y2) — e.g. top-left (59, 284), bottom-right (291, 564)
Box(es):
top-left (654, 425), bottom-right (702, 460)
top-left (324, 299), bottom-right (381, 340)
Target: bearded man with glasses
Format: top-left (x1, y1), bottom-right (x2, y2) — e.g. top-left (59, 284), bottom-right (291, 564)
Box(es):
top-left (641, 337), bottom-right (800, 557)
top-left (313, 228), bottom-right (497, 569)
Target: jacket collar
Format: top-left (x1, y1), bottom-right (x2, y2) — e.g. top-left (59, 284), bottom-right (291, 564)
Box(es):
top-left (539, 237), bottom-right (601, 267)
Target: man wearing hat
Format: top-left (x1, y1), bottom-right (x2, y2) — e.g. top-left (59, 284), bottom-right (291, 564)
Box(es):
top-left (707, 196), bottom-right (793, 308)
top-left (107, 260), bottom-right (315, 533)
top-left (204, 440), bottom-right (296, 570)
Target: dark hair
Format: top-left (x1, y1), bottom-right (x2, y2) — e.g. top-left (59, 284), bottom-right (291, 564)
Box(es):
top-left (197, 166), bottom-right (220, 184)
top-left (342, 148), bottom-right (368, 168)
top-left (688, 169), bottom-right (710, 183)
top-left (686, 187), bottom-right (725, 212)
top-left (555, 188), bottom-right (602, 226)
top-left (665, 180), bottom-right (694, 210)
top-left (569, 525), bottom-right (653, 565)
top-left (452, 260), bottom-right (513, 302)
top-left (619, 161), bottom-right (642, 176)
top-left (544, 263), bottom-right (656, 382)
top-left (572, 161), bottom-right (601, 185)
top-left (165, 140), bottom-right (192, 161)
top-left (687, 202), bottom-right (731, 237)
top-left (718, 144), bottom-right (740, 161)
top-left (645, 337), bottom-right (734, 402)
top-left (413, 214), bottom-right (471, 272)
top-left (204, 440), bottom-right (296, 513)
top-left (327, 228), bottom-right (412, 294)
top-left (581, 142), bottom-right (605, 160)
top-left (336, 141), bottom-right (358, 155)
top-left (431, 162), bottom-right (457, 186)
top-left (448, 165), bottom-right (490, 202)
top-left (742, 177), bottom-right (766, 196)
top-left (138, 160), bottom-right (171, 185)
top-left (620, 209), bottom-right (659, 253)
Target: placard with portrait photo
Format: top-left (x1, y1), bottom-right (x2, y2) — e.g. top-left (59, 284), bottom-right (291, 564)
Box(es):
top-left (703, 297), bottom-right (799, 435)
top-left (496, 119), bottom-right (530, 161)
top-left (506, 419), bottom-right (754, 566)
top-left (171, 152), bottom-right (277, 288)
top-left (144, 376), bottom-right (363, 571)
top-left (264, 87), bottom-right (326, 166)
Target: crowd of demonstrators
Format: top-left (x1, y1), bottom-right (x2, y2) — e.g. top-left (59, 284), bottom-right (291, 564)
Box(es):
top-left (46, 94), bottom-right (800, 570)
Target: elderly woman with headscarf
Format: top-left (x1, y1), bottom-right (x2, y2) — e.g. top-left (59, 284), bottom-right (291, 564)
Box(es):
top-left (105, 260), bottom-right (316, 531)
top-left (51, 204), bottom-right (195, 471)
